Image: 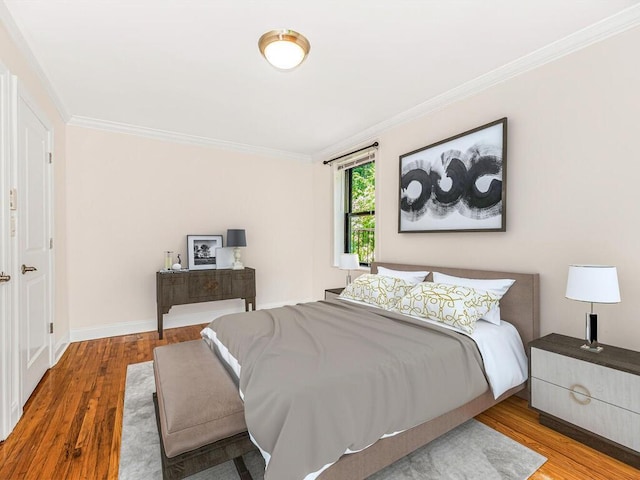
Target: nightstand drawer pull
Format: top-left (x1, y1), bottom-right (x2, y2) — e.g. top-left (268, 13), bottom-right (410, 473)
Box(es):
top-left (569, 384), bottom-right (591, 405)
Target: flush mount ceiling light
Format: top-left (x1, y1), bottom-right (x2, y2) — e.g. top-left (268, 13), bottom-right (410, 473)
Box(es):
top-left (258, 29), bottom-right (310, 70)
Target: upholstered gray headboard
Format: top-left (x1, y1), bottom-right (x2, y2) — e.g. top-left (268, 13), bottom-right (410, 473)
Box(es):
top-left (371, 262), bottom-right (540, 349)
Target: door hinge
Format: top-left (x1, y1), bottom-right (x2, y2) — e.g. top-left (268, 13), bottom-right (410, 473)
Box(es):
top-left (48, 152), bottom-right (52, 164)
top-left (50, 238), bottom-right (53, 249)
top-left (49, 322), bottom-right (54, 334)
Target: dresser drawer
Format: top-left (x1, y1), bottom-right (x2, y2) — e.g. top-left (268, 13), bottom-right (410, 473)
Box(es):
top-left (188, 271), bottom-right (232, 299)
top-left (531, 377), bottom-right (640, 452)
top-left (231, 271), bottom-right (256, 297)
top-left (531, 348), bottom-right (640, 414)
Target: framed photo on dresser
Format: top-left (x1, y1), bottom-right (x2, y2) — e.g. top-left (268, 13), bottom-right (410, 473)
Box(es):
top-left (187, 235), bottom-right (223, 270)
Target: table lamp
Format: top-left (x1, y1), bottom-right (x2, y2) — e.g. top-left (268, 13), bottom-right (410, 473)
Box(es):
top-left (565, 264), bottom-right (620, 353)
top-left (339, 253), bottom-right (359, 286)
top-left (226, 229), bottom-right (247, 270)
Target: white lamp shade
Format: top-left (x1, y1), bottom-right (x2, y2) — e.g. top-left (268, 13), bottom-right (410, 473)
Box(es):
top-left (339, 253), bottom-right (359, 270)
top-left (566, 265), bottom-right (620, 304)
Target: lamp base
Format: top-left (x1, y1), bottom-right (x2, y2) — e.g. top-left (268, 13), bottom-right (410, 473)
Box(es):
top-left (345, 272), bottom-right (352, 286)
top-left (232, 247), bottom-right (244, 270)
top-left (580, 343), bottom-right (603, 353)
top-left (583, 312), bottom-right (602, 352)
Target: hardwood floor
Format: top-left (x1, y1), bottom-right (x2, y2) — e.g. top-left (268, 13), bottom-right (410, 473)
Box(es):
top-left (0, 325), bottom-right (638, 479)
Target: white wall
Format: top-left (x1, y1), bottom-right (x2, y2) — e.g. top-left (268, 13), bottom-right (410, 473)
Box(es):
top-left (66, 126), bottom-right (314, 339)
top-left (313, 25), bottom-right (640, 351)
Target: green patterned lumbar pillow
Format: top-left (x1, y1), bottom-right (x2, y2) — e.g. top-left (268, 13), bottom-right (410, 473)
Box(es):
top-left (340, 274), bottom-right (413, 310)
top-left (396, 282), bottom-right (500, 334)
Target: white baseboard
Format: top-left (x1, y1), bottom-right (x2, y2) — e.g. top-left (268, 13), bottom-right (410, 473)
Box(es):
top-left (69, 298), bottom-right (315, 343)
top-left (53, 331), bottom-right (70, 364)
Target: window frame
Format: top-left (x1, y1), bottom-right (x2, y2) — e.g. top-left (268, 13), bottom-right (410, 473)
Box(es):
top-left (331, 146), bottom-right (377, 268)
top-left (344, 162), bottom-right (375, 266)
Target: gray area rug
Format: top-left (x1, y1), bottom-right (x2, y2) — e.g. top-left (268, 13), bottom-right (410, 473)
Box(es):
top-left (119, 361), bottom-right (546, 480)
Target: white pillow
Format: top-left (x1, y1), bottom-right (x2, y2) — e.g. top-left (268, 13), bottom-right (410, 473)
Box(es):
top-left (339, 274), bottom-right (413, 310)
top-left (376, 266), bottom-right (429, 285)
top-left (396, 282), bottom-right (500, 334)
top-left (432, 272), bottom-right (515, 325)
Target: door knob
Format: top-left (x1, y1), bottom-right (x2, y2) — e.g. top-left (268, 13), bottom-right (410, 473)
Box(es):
top-left (0, 272), bottom-right (10, 282)
top-left (21, 265), bottom-right (37, 274)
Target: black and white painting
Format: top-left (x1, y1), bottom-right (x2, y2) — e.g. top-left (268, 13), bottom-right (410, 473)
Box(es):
top-left (187, 235), bottom-right (223, 270)
top-left (399, 118), bottom-right (507, 233)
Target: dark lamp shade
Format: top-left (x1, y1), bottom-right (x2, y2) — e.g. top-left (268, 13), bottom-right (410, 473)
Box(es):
top-left (227, 229), bottom-right (247, 247)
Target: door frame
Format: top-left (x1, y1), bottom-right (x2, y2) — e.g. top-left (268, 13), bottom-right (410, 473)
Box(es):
top-left (0, 62), bottom-right (18, 441)
top-left (0, 67), bottom-right (55, 441)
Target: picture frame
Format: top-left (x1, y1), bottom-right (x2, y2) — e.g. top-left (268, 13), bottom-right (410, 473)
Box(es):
top-left (399, 117), bottom-right (507, 233)
top-left (214, 247), bottom-right (235, 269)
top-left (187, 235), bottom-right (223, 270)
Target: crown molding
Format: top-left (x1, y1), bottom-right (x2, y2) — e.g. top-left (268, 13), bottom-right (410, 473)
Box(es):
top-left (312, 4), bottom-right (640, 162)
top-left (0, 2), bottom-right (70, 122)
top-left (68, 115), bottom-right (312, 162)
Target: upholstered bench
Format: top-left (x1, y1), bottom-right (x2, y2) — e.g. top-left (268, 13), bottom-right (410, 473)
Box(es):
top-left (153, 340), bottom-right (257, 480)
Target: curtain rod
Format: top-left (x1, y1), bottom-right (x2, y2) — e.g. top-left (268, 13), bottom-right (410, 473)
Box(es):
top-left (323, 141), bottom-right (379, 165)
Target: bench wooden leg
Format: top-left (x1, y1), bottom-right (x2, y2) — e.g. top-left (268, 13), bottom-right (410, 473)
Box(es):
top-left (233, 456), bottom-right (254, 480)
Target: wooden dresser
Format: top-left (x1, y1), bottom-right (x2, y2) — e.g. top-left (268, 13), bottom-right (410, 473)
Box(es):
top-left (156, 268), bottom-right (256, 339)
top-left (529, 333), bottom-right (640, 468)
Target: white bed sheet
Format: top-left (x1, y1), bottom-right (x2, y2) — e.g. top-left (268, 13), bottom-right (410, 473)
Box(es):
top-left (468, 318), bottom-right (528, 399)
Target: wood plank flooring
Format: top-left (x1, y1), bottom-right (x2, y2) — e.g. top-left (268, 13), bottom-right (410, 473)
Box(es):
top-left (0, 325), bottom-right (638, 479)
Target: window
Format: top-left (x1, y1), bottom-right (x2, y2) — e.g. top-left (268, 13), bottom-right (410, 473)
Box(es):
top-left (332, 147), bottom-right (376, 267)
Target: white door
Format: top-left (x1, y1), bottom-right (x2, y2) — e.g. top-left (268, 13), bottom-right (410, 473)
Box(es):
top-left (17, 89), bottom-right (52, 407)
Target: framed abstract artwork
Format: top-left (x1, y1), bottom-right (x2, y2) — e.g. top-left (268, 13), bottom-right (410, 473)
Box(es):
top-left (399, 118), bottom-right (507, 233)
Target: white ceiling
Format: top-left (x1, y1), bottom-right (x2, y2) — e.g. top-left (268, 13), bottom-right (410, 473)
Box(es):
top-left (2, 1), bottom-right (639, 160)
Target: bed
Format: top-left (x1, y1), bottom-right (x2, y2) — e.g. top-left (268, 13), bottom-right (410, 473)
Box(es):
top-left (201, 261), bottom-right (540, 480)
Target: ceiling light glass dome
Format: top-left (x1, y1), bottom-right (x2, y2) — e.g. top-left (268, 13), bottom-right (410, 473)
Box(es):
top-left (259, 29), bottom-right (310, 70)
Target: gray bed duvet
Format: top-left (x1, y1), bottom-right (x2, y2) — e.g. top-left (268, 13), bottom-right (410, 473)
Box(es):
top-left (204, 299), bottom-right (489, 480)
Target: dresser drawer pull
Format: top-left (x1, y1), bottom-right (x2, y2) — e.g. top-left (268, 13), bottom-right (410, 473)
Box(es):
top-left (569, 384), bottom-right (591, 405)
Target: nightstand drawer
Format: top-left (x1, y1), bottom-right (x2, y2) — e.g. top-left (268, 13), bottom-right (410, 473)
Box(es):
top-left (531, 348), bottom-right (640, 414)
top-left (531, 377), bottom-right (640, 452)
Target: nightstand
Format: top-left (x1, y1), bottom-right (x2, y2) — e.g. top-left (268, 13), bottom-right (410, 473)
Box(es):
top-left (324, 287), bottom-right (344, 300)
top-left (529, 333), bottom-right (640, 468)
